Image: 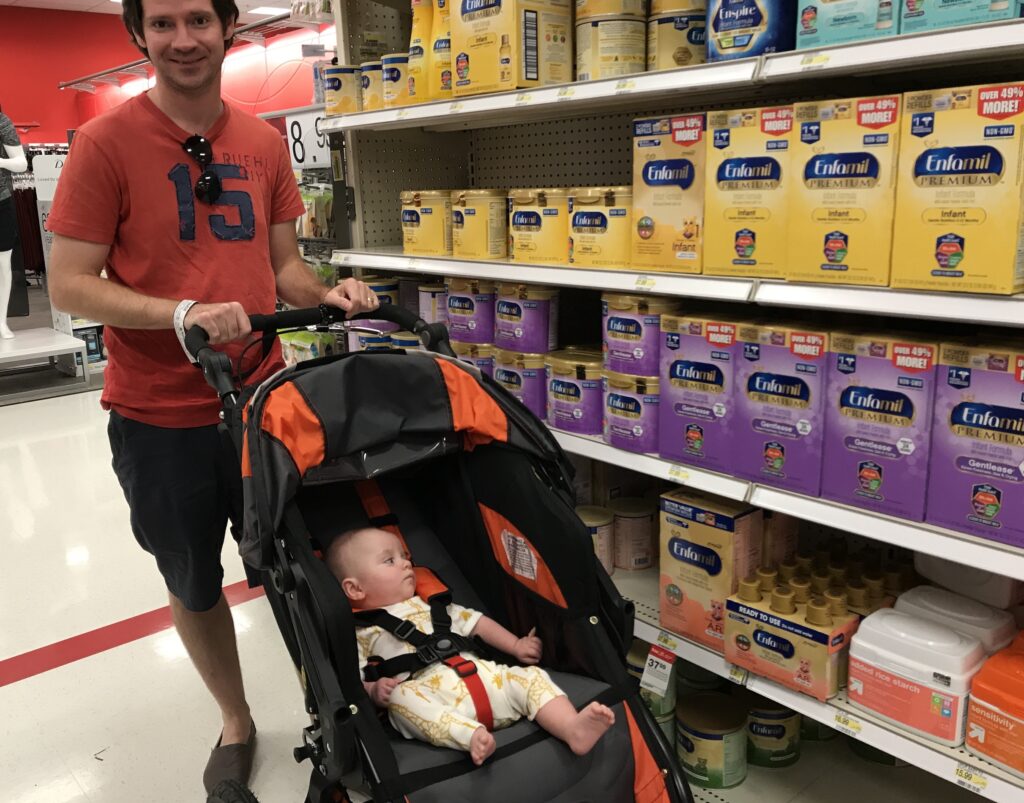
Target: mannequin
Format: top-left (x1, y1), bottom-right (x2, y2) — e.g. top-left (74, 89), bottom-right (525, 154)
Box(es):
top-left (0, 108), bottom-right (29, 339)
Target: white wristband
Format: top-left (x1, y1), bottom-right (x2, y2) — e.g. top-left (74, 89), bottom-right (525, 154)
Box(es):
top-left (174, 299), bottom-right (200, 364)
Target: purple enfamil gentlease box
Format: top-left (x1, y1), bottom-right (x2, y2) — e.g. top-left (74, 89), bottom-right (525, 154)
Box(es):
top-left (734, 323), bottom-right (828, 496)
top-left (821, 333), bottom-right (938, 521)
top-left (659, 315), bottom-right (741, 473)
top-left (927, 343), bottom-right (1024, 549)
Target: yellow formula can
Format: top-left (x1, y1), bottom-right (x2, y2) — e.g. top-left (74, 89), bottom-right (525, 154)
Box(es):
top-left (569, 186), bottom-right (632, 268)
top-left (652, 0), bottom-right (700, 12)
top-left (359, 61), bottom-right (383, 111)
top-left (576, 0), bottom-right (646, 17)
top-left (324, 65), bottom-right (361, 115)
top-left (647, 12), bottom-right (707, 71)
top-left (382, 53), bottom-right (411, 108)
top-left (576, 15), bottom-right (647, 82)
top-left (452, 189), bottom-right (508, 260)
top-left (401, 190), bottom-right (452, 256)
top-left (509, 188), bottom-right (570, 265)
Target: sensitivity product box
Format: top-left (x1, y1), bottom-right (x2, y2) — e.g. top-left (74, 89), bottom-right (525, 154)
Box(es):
top-left (734, 322), bottom-right (829, 497)
top-left (796, 0), bottom-right (898, 50)
top-left (660, 488), bottom-right (763, 653)
top-left (891, 83), bottom-right (1024, 295)
top-left (704, 105), bottom-right (793, 279)
top-left (926, 342), bottom-right (1024, 549)
top-left (787, 95), bottom-right (902, 286)
top-left (632, 115), bottom-right (707, 274)
top-left (450, 0), bottom-right (571, 96)
top-left (902, 0), bottom-right (1023, 34)
top-left (821, 332), bottom-right (938, 521)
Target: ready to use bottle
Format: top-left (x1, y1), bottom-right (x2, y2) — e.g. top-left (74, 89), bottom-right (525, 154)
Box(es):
top-left (429, 0), bottom-right (453, 99)
top-left (408, 0), bottom-right (434, 102)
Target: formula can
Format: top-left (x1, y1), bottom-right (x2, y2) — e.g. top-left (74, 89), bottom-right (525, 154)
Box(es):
top-left (509, 188), bottom-right (570, 265)
top-left (390, 330), bottom-right (423, 350)
top-left (602, 293), bottom-right (680, 376)
top-left (382, 52), bottom-right (411, 107)
top-left (604, 371), bottom-right (660, 454)
top-left (495, 283), bottom-right (560, 353)
top-left (347, 319), bottom-right (399, 352)
top-left (494, 349), bottom-right (548, 419)
top-left (359, 61), bottom-right (383, 111)
top-left (739, 691), bottom-right (801, 768)
top-left (546, 348), bottom-right (604, 436)
top-left (446, 277), bottom-right (496, 344)
top-left (452, 189), bottom-right (508, 260)
top-left (611, 497), bottom-right (657, 570)
top-left (324, 64), bottom-right (360, 115)
top-left (366, 278), bottom-right (399, 308)
top-left (418, 283), bottom-right (448, 324)
top-left (647, 12), bottom-right (707, 70)
top-left (576, 15), bottom-right (647, 82)
top-left (452, 340), bottom-right (496, 377)
top-left (401, 190), bottom-right (452, 256)
top-left (706, 0), bottom-right (797, 61)
top-left (569, 186), bottom-right (632, 268)
top-left (576, 504), bottom-right (616, 575)
top-left (576, 0), bottom-right (646, 17)
top-left (653, 0), bottom-right (702, 11)
top-left (676, 693), bottom-right (748, 789)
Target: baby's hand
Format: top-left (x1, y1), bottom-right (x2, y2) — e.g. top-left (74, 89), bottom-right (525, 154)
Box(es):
top-left (513, 628), bottom-right (542, 665)
top-left (370, 677), bottom-right (399, 707)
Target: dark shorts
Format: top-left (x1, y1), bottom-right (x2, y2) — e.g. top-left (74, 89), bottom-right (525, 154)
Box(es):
top-left (0, 197), bottom-right (16, 252)
top-left (108, 409), bottom-right (251, 612)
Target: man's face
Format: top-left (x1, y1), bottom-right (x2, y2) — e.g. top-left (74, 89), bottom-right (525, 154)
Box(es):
top-left (134, 0), bottom-right (234, 95)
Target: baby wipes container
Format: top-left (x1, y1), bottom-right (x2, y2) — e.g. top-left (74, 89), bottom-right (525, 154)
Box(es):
top-left (495, 283), bottom-right (560, 353)
top-left (966, 636), bottom-right (1024, 780)
top-left (401, 191), bottom-right (452, 256)
top-left (546, 349), bottom-right (604, 436)
top-left (445, 277), bottom-right (496, 344)
top-left (509, 189), bottom-right (570, 264)
top-left (848, 609), bottom-right (986, 747)
top-left (494, 349), bottom-right (547, 419)
top-left (451, 341), bottom-right (495, 378)
top-left (603, 293), bottom-right (680, 376)
top-left (895, 585), bottom-right (1018, 655)
top-left (569, 186), bottom-right (632, 268)
top-left (577, 505), bottom-right (615, 575)
top-left (604, 371), bottom-right (660, 454)
top-left (451, 189), bottom-right (508, 260)
top-left (915, 553), bottom-right (1024, 610)
top-left (675, 693), bottom-right (748, 789)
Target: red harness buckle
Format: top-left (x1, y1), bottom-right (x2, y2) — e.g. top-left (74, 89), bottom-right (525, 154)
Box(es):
top-left (444, 657), bottom-right (477, 678)
top-left (443, 656), bottom-right (494, 732)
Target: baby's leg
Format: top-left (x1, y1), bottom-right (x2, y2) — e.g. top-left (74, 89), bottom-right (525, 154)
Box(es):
top-left (388, 679), bottom-right (493, 763)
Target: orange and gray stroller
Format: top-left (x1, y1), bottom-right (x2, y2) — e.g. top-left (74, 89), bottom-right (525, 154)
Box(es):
top-left (188, 303), bottom-right (691, 803)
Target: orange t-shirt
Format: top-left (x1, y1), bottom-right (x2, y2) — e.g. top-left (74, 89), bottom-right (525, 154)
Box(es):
top-left (47, 93), bottom-right (305, 427)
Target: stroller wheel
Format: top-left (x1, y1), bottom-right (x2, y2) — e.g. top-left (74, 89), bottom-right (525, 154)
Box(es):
top-left (206, 780), bottom-right (260, 803)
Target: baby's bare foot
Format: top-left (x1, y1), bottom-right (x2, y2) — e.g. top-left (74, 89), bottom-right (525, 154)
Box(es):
top-left (469, 726), bottom-right (496, 765)
top-left (567, 702), bottom-right (616, 755)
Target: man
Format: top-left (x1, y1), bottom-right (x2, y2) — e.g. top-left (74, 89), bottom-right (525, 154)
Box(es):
top-left (47, 0), bottom-right (377, 791)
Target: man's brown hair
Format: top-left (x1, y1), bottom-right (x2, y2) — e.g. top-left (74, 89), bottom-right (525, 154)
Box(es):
top-left (121, 0), bottom-right (241, 57)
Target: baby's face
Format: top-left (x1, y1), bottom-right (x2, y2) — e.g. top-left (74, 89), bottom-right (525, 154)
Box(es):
top-left (336, 528), bottom-right (416, 609)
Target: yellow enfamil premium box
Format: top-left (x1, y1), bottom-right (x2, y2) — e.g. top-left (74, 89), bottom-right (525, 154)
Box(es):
top-left (450, 0), bottom-right (572, 97)
top-left (891, 83), bottom-right (1024, 296)
top-left (786, 95), bottom-right (902, 287)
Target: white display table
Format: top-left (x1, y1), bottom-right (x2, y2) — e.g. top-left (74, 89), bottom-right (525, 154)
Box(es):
top-left (0, 328), bottom-right (91, 405)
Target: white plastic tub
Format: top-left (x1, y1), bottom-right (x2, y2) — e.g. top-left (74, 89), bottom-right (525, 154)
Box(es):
top-left (914, 553), bottom-right (1024, 609)
top-left (895, 585), bottom-right (1017, 654)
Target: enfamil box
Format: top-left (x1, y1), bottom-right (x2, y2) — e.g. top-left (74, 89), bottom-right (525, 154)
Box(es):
top-left (632, 115), bottom-right (707, 274)
top-left (796, 0), bottom-right (897, 50)
top-left (705, 105), bottom-right (793, 278)
top-left (902, 0), bottom-right (1023, 34)
top-left (450, 0), bottom-right (572, 97)
top-left (660, 488), bottom-right (763, 653)
top-left (787, 95), bottom-right (901, 286)
top-left (891, 83), bottom-right (1024, 295)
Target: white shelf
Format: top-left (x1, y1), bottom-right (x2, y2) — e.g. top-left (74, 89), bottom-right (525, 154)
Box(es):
top-left (0, 329), bottom-right (87, 365)
top-left (615, 569), bottom-right (1024, 803)
top-left (320, 19), bottom-right (1024, 134)
top-left (332, 248), bottom-right (754, 302)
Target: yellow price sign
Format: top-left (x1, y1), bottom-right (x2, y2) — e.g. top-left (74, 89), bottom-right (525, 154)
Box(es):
top-left (656, 631), bottom-right (679, 652)
top-left (557, 87), bottom-right (575, 101)
top-left (799, 53), bottom-right (830, 71)
top-left (515, 92), bottom-right (533, 106)
top-left (396, 108), bottom-right (411, 119)
top-left (833, 712), bottom-right (862, 737)
top-left (954, 763), bottom-right (988, 793)
top-left (634, 275), bottom-right (656, 292)
top-left (667, 464), bottom-right (689, 483)
top-left (728, 665), bottom-right (749, 686)
top-left (449, 101), bottom-right (465, 113)
top-left (615, 79), bottom-right (636, 94)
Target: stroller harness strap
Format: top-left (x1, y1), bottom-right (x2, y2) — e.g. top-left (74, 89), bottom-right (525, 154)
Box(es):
top-left (356, 593), bottom-right (495, 732)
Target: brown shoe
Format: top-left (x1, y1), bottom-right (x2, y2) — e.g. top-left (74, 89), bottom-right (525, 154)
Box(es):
top-left (203, 720), bottom-right (257, 794)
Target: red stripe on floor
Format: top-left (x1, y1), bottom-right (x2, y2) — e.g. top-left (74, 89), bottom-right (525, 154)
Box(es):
top-left (0, 580), bottom-right (265, 688)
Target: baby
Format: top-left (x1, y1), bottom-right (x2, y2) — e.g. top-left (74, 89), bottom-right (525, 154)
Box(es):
top-left (327, 527), bottom-right (615, 765)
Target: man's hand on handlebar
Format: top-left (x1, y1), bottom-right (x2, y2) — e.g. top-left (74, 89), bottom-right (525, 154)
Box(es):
top-left (184, 302), bottom-right (252, 345)
top-left (324, 277), bottom-right (380, 316)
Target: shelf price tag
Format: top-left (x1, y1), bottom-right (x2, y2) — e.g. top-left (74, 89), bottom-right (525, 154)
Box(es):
top-left (640, 644), bottom-right (677, 698)
top-left (728, 665), bottom-right (749, 686)
top-left (833, 712), bottom-right (862, 738)
top-left (954, 763), bottom-right (988, 794)
top-left (515, 92), bottom-right (533, 106)
top-left (656, 630), bottom-right (679, 652)
top-left (396, 109), bottom-right (411, 119)
top-left (285, 110), bottom-right (330, 169)
top-left (557, 87), bottom-right (575, 101)
top-left (799, 53), bottom-right (830, 71)
top-left (667, 464), bottom-right (689, 483)
top-left (615, 79), bottom-right (636, 94)
top-left (634, 274), bottom-right (656, 292)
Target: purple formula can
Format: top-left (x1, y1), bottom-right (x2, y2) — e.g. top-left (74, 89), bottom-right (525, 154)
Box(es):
top-left (495, 349), bottom-right (547, 419)
top-left (821, 333), bottom-right (938, 521)
top-left (418, 283), bottom-right (448, 325)
top-left (603, 293), bottom-right (680, 376)
top-left (604, 371), bottom-right (660, 454)
top-left (446, 277), bottom-right (497, 344)
top-left (495, 283), bottom-right (559, 353)
top-left (452, 341), bottom-right (496, 378)
top-left (659, 314), bottom-right (741, 473)
top-left (347, 319), bottom-right (399, 352)
top-left (926, 342), bottom-right (1024, 549)
top-left (546, 349), bottom-right (604, 435)
top-left (734, 323), bottom-right (828, 496)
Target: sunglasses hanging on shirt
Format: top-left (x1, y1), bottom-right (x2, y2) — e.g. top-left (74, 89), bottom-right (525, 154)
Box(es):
top-left (181, 134), bottom-right (223, 204)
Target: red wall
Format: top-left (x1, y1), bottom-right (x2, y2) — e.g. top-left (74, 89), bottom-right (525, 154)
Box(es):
top-left (0, 8), bottom-right (141, 144)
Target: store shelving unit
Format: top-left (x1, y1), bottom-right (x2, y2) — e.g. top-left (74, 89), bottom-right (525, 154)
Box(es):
top-left (614, 568), bottom-right (1021, 803)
